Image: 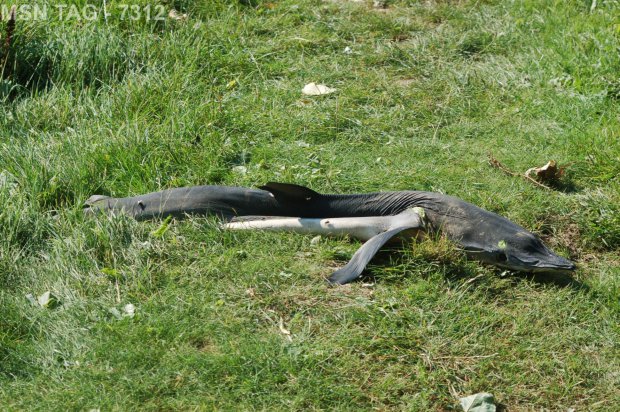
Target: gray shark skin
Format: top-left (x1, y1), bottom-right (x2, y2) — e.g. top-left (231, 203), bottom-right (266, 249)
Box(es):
top-left (84, 182), bottom-right (576, 284)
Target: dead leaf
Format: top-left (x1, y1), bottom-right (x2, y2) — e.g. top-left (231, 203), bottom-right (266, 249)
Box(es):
top-left (108, 307), bottom-right (123, 320)
top-left (278, 317), bottom-right (292, 341)
top-left (168, 9), bottom-right (188, 21)
top-left (488, 153), bottom-right (552, 190)
top-left (373, 0), bottom-right (388, 9)
top-left (25, 294), bottom-right (37, 306)
top-left (37, 291), bottom-right (61, 309)
top-left (232, 165), bottom-right (248, 175)
top-left (459, 392), bottom-right (496, 412)
top-left (302, 82), bottom-right (336, 96)
top-left (123, 303), bottom-right (136, 318)
top-left (525, 160), bottom-right (565, 183)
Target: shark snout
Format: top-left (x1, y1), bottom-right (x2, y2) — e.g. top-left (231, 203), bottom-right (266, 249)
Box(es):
top-left (531, 253), bottom-right (576, 273)
top-left (504, 247), bottom-right (576, 274)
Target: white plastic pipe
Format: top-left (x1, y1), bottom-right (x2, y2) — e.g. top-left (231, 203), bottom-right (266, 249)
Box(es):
top-left (222, 207), bottom-right (425, 241)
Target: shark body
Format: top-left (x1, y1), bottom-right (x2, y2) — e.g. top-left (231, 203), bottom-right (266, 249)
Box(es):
top-left (84, 182), bottom-right (576, 284)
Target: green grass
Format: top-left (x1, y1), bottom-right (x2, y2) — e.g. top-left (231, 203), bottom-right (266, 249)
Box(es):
top-left (1, 0), bottom-right (619, 410)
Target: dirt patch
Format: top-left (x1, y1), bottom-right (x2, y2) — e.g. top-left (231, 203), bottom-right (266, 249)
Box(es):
top-left (188, 336), bottom-right (221, 354)
top-left (557, 223), bottom-right (582, 256)
top-left (392, 34), bottom-right (410, 42)
top-left (326, 282), bottom-right (375, 300)
top-left (542, 221), bottom-right (583, 259)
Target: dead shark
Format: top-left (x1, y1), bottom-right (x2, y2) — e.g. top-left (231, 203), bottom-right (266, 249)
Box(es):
top-left (84, 182), bottom-right (576, 284)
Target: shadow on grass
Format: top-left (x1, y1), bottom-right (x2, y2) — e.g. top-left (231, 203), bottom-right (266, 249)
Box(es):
top-left (546, 177), bottom-right (580, 194)
top-left (512, 270), bottom-right (585, 289)
top-left (349, 246), bottom-right (586, 291)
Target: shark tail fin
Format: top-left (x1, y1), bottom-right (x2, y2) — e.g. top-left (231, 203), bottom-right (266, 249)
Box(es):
top-left (259, 182), bottom-right (321, 202)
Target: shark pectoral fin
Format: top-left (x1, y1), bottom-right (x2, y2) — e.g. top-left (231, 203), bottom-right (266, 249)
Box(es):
top-left (327, 225), bottom-right (418, 285)
top-left (259, 182), bottom-right (321, 202)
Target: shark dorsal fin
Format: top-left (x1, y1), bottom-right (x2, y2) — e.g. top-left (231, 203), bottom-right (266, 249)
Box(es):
top-left (259, 182), bottom-right (321, 202)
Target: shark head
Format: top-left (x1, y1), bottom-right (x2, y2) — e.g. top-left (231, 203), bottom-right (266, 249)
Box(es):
top-left (425, 193), bottom-right (577, 276)
top-left (464, 230), bottom-right (576, 274)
